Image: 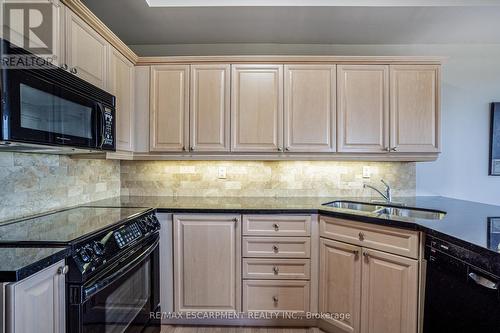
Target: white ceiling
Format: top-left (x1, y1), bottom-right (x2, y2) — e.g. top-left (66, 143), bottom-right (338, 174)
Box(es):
top-left (81, 0), bottom-right (500, 54)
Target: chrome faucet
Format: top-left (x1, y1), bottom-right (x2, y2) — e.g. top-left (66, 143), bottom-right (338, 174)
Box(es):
top-left (363, 179), bottom-right (392, 203)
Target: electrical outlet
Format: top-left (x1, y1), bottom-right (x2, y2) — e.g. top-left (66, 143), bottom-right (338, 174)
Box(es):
top-left (218, 166), bottom-right (227, 179)
top-left (362, 166), bottom-right (371, 178)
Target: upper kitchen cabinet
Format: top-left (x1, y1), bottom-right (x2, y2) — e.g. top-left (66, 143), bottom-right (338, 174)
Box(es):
top-left (231, 64), bottom-right (284, 152)
top-left (109, 47), bottom-right (135, 152)
top-left (390, 65), bottom-right (440, 153)
top-left (284, 65), bottom-right (336, 152)
top-left (64, 9), bottom-right (109, 90)
top-left (337, 65), bottom-right (390, 153)
top-left (190, 64), bottom-right (231, 152)
top-left (150, 65), bottom-right (190, 152)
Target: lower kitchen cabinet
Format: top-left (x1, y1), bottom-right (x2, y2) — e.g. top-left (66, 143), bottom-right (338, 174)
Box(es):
top-left (319, 219), bottom-right (419, 333)
top-left (5, 260), bottom-right (66, 333)
top-left (319, 238), bottom-right (361, 333)
top-left (360, 249), bottom-right (418, 333)
top-left (173, 214), bottom-right (241, 312)
top-left (243, 280), bottom-right (310, 313)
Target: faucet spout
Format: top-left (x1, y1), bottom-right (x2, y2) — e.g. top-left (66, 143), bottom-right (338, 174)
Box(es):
top-left (363, 179), bottom-right (392, 203)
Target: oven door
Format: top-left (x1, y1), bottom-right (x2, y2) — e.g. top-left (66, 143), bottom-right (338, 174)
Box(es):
top-left (69, 235), bottom-right (160, 333)
top-left (2, 68), bottom-right (99, 149)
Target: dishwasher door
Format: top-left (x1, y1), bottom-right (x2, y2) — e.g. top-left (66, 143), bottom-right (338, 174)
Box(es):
top-left (424, 246), bottom-right (500, 333)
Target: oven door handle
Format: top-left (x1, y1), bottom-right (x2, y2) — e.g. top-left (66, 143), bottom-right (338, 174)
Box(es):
top-left (83, 236), bottom-right (159, 300)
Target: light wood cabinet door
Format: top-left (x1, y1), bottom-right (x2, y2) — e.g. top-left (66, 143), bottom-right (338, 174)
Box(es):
top-left (150, 65), bottom-right (190, 152)
top-left (284, 65), bottom-right (336, 152)
top-left (231, 64), bottom-right (283, 152)
top-left (319, 238), bottom-right (361, 333)
top-left (6, 260), bottom-right (66, 333)
top-left (361, 249), bottom-right (418, 333)
top-left (390, 65), bottom-right (440, 153)
top-left (190, 64), bottom-right (230, 152)
top-left (65, 9), bottom-right (109, 90)
top-left (110, 48), bottom-right (134, 151)
top-left (337, 65), bottom-right (389, 153)
top-left (173, 214), bottom-right (241, 312)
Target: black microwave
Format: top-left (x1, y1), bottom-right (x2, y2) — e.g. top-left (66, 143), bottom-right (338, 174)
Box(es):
top-left (0, 39), bottom-right (116, 153)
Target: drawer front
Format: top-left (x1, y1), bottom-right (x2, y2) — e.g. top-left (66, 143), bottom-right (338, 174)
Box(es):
top-left (243, 237), bottom-right (311, 258)
top-left (243, 280), bottom-right (310, 312)
top-left (320, 216), bottom-right (419, 259)
top-left (243, 259), bottom-right (311, 280)
top-left (243, 215), bottom-right (311, 236)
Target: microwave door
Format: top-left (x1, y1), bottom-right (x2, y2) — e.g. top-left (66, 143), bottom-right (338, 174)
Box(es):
top-left (8, 69), bottom-right (97, 149)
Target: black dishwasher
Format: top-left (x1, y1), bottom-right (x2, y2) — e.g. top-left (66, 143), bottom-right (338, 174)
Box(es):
top-left (424, 235), bottom-right (500, 333)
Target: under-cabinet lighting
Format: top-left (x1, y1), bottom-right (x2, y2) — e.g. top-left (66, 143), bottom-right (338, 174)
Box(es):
top-left (145, 0), bottom-right (500, 7)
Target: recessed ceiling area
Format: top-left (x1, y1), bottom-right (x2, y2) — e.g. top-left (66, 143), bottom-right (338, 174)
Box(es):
top-left (82, 0), bottom-right (500, 56)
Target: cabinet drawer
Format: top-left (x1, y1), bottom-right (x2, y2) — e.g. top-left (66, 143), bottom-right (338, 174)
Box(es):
top-left (243, 280), bottom-right (310, 312)
top-left (243, 215), bottom-right (311, 236)
top-left (320, 216), bottom-right (419, 259)
top-left (243, 237), bottom-right (311, 258)
top-left (243, 259), bottom-right (311, 280)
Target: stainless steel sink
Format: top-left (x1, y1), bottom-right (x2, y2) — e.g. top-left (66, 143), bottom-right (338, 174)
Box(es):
top-left (323, 200), bottom-right (446, 220)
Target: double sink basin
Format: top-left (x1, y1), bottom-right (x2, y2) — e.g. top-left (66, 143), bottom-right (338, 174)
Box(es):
top-left (323, 200), bottom-right (446, 220)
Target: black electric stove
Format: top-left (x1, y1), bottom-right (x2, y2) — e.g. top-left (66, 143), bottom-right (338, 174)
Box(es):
top-left (0, 206), bottom-right (161, 333)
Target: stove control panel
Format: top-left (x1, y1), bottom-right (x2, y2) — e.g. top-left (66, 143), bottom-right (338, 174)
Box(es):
top-left (114, 223), bottom-right (142, 248)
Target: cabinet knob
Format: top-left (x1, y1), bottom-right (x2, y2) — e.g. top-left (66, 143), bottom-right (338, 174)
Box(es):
top-left (285, 147), bottom-right (290, 151)
top-left (277, 147), bottom-right (283, 152)
top-left (272, 296), bottom-right (279, 303)
top-left (272, 245), bottom-right (279, 253)
top-left (353, 250), bottom-right (359, 256)
top-left (273, 223), bottom-right (280, 231)
top-left (391, 147), bottom-right (398, 152)
top-left (273, 266), bottom-right (280, 274)
top-left (182, 146), bottom-right (187, 151)
top-left (57, 265), bottom-right (69, 275)
top-left (363, 252), bottom-right (370, 260)
top-left (190, 146), bottom-right (194, 151)
top-left (232, 218), bottom-right (238, 223)
top-left (70, 67), bottom-right (78, 74)
top-left (61, 64), bottom-right (68, 70)
top-left (358, 232), bottom-right (365, 241)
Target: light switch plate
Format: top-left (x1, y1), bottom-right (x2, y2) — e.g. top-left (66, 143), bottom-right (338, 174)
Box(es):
top-left (362, 166), bottom-right (371, 178)
top-left (218, 166), bottom-right (227, 179)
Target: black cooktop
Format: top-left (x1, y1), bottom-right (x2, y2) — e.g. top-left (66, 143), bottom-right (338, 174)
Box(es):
top-left (0, 207), bottom-right (150, 246)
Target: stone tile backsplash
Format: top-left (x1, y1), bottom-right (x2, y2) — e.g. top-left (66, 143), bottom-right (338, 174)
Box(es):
top-left (121, 161), bottom-right (416, 198)
top-left (0, 154), bottom-right (415, 221)
top-left (0, 153), bottom-right (120, 221)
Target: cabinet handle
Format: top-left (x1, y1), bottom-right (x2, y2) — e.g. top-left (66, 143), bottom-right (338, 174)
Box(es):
top-left (70, 67), bottom-right (78, 74)
top-left (232, 218), bottom-right (238, 223)
top-left (190, 146), bottom-right (194, 151)
top-left (273, 223), bottom-right (280, 231)
top-left (352, 250), bottom-right (359, 256)
top-left (272, 296), bottom-right (279, 303)
top-left (273, 266), bottom-right (280, 274)
top-left (285, 147), bottom-right (290, 151)
top-left (358, 232), bottom-right (365, 241)
top-left (391, 147), bottom-right (398, 152)
top-left (182, 146), bottom-right (187, 151)
top-left (363, 252), bottom-right (370, 261)
top-left (61, 64), bottom-right (68, 70)
top-left (277, 147), bottom-right (283, 152)
top-left (272, 245), bottom-right (279, 253)
top-left (57, 265), bottom-right (69, 275)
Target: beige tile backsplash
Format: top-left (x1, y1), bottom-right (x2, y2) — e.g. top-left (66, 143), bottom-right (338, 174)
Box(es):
top-left (121, 161), bottom-right (416, 198)
top-left (0, 153), bottom-right (120, 221)
top-left (0, 153), bottom-right (415, 221)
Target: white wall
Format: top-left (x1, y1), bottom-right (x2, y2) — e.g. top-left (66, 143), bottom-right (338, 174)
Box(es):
top-left (132, 43), bottom-right (500, 204)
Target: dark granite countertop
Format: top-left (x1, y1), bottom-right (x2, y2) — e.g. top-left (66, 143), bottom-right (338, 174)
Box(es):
top-left (0, 247), bottom-right (70, 282)
top-left (87, 195), bottom-right (500, 260)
